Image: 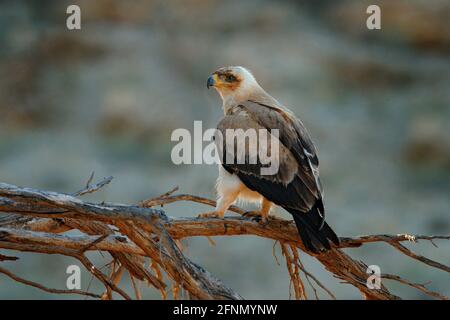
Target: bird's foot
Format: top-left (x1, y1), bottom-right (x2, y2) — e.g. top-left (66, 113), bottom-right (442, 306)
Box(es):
top-left (197, 211), bottom-right (223, 219)
top-left (243, 211), bottom-right (268, 225)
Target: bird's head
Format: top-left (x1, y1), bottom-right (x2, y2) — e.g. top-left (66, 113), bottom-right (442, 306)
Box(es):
top-left (207, 66), bottom-right (260, 103)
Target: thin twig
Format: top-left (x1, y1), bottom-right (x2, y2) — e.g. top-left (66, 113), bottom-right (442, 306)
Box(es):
top-left (272, 241), bottom-right (281, 266)
top-left (296, 255), bottom-right (336, 300)
top-left (78, 234), bottom-right (110, 254)
top-left (0, 265), bottom-right (101, 298)
top-left (280, 242), bottom-right (306, 300)
top-left (73, 172), bottom-right (114, 197)
top-left (138, 186), bottom-right (179, 207)
top-left (129, 272), bottom-right (142, 300)
top-left (341, 234), bottom-right (450, 247)
top-left (141, 193), bottom-right (246, 215)
top-left (382, 274), bottom-right (448, 300)
top-left (290, 244), bottom-right (307, 300)
top-left (206, 236), bottom-right (216, 247)
top-left (73, 253), bottom-right (131, 300)
top-left (298, 258), bottom-right (320, 300)
top-left (0, 253), bottom-right (18, 261)
top-left (388, 242), bottom-right (450, 274)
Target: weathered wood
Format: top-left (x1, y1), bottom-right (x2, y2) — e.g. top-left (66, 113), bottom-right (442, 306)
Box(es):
top-left (0, 182), bottom-right (448, 300)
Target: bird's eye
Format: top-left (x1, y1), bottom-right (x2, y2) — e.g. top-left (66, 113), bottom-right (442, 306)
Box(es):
top-left (225, 74), bottom-right (236, 82)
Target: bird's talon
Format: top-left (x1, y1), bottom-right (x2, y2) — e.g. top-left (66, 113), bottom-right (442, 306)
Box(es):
top-left (243, 211), bottom-right (260, 218)
top-left (243, 211), bottom-right (268, 223)
top-left (252, 216), bottom-right (261, 223)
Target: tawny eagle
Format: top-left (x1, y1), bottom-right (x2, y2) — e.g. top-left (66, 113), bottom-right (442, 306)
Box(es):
top-left (201, 66), bottom-right (339, 253)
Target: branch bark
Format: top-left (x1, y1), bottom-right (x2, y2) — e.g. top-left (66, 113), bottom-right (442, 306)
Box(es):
top-left (0, 181), bottom-right (448, 300)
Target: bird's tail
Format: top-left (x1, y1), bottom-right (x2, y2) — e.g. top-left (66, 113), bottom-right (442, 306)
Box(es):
top-left (288, 202), bottom-right (339, 253)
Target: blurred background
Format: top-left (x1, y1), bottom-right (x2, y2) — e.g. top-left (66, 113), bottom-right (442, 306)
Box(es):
top-left (0, 0), bottom-right (449, 299)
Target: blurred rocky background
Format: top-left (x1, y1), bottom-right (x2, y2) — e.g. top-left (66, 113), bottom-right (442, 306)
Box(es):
top-left (0, 0), bottom-right (449, 299)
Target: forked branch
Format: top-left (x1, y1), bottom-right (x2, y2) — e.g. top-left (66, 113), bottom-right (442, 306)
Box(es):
top-left (0, 181), bottom-right (448, 300)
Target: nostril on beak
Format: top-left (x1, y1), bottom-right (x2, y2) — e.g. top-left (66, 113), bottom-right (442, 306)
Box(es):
top-left (207, 76), bottom-right (215, 89)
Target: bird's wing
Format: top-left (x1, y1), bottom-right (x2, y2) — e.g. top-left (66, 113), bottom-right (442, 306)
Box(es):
top-left (245, 100), bottom-right (323, 196)
top-left (216, 100), bottom-right (322, 213)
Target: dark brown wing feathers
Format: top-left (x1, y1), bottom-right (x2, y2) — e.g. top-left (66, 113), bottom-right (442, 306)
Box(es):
top-left (217, 100), bottom-right (339, 252)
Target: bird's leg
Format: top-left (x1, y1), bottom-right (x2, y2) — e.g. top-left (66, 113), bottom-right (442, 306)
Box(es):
top-left (243, 198), bottom-right (272, 224)
top-left (260, 198), bottom-right (272, 223)
top-left (197, 190), bottom-right (239, 219)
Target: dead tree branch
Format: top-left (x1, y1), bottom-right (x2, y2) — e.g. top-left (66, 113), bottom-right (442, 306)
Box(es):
top-left (0, 265), bottom-right (102, 298)
top-left (0, 181), bottom-right (448, 300)
top-left (73, 172), bottom-right (114, 197)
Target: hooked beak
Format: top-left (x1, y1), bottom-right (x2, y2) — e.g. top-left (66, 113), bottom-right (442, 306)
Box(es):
top-left (206, 75), bottom-right (216, 89)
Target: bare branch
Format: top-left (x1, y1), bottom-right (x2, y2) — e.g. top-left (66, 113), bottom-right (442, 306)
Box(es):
top-left (388, 242), bottom-right (450, 274)
top-left (0, 253), bottom-right (18, 261)
top-left (141, 193), bottom-right (246, 215)
top-left (76, 253), bottom-right (131, 300)
top-left (73, 173), bottom-right (114, 197)
top-left (341, 234), bottom-right (450, 247)
top-left (115, 220), bottom-right (243, 300)
top-left (141, 186), bottom-right (180, 206)
top-left (0, 265), bottom-right (101, 298)
top-left (129, 272), bottom-right (142, 300)
top-left (382, 274), bottom-right (448, 300)
top-left (280, 242), bottom-right (306, 300)
top-left (0, 227), bottom-right (145, 256)
top-left (1, 183), bottom-right (449, 300)
top-left (77, 234), bottom-right (110, 254)
top-left (294, 246), bottom-right (336, 300)
top-left (0, 182), bottom-right (167, 225)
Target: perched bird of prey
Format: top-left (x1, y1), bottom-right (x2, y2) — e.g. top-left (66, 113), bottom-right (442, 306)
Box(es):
top-left (201, 66), bottom-right (339, 253)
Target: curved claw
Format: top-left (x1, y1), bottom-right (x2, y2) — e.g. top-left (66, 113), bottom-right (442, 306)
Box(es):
top-left (242, 211), bottom-right (260, 222)
top-left (258, 216), bottom-right (269, 225)
top-left (242, 211), bottom-right (260, 218)
top-left (242, 211), bottom-right (270, 225)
